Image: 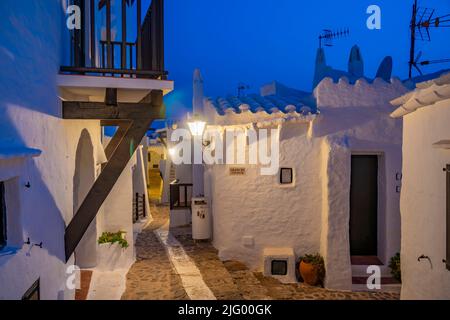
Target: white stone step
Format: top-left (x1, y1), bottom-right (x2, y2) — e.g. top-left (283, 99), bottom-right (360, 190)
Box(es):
top-left (352, 264), bottom-right (391, 277)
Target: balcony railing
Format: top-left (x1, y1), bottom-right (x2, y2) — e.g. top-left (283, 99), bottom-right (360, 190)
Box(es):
top-left (133, 192), bottom-right (146, 223)
top-left (170, 180), bottom-right (193, 210)
top-left (61, 0), bottom-right (166, 79)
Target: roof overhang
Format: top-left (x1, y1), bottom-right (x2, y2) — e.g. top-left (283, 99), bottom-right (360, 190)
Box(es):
top-left (391, 72), bottom-right (450, 118)
top-left (57, 74), bottom-right (174, 103)
top-left (0, 147), bottom-right (42, 161)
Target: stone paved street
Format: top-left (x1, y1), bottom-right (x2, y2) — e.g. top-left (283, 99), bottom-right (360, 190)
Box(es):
top-left (121, 204), bottom-right (399, 300)
top-left (121, 205), bottom-right (188, 300)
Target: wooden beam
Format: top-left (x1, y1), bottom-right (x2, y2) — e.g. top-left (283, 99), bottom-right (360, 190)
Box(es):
top-left (106, 0), bottom-right (112, 69)
top-left (90, 0), bottom-right (96, 67)
top-left (103, 121), bottom-right (131, 160)
top-left (136, 0), bottom-right (142, 69)
top-left (62, 101), bottom-right (164, 120)
top-left (121, 0), bottom-right (127, 70)
top-left (100, 120), bottom-right (129, 127)
top-left (60, 66), bottom-right (167, 77)
top-left (99, 0), bottom-right (107, 9)
top-left (105, 88), bottom-right (118, 106)
top-left (64, 90), bottom-right (163, 261)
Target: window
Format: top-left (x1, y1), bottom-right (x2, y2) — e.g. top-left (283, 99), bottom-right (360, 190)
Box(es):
top-left (0, 182), bottom-right (6, 250)
top-left (280, 168), bottom-right (293, 185)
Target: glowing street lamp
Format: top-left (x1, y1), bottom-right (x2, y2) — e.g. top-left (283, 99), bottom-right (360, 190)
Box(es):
top-left (187, 114), bottom-right (206, 137)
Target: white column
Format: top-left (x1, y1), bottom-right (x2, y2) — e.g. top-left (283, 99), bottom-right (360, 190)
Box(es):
top-left (192, 69), bottom-right (205, 197)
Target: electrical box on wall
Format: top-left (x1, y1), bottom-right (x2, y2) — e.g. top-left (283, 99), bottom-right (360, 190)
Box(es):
top-left (263, 247), bottom-right (297, 283)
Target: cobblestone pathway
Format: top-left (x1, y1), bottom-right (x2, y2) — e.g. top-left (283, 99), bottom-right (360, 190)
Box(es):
top-left (171, 227), bottom-right (244, 300)
top-left (121, 204), bottom-right (188, 300)
top-left (253, 272), bottom-right (398, 300)
top-left (122, 204), bottom-right (399, 300)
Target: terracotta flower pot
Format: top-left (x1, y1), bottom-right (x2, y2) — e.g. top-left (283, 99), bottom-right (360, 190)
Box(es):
top-left (300, 261), bottom-right (320, 286)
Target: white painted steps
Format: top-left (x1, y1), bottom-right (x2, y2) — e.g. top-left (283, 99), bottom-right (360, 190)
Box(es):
top-left (351, 257), bottom-right (401, 293)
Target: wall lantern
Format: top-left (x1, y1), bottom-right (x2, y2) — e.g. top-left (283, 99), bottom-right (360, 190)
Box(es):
top-left (187, 114), bottom-right (207, 137)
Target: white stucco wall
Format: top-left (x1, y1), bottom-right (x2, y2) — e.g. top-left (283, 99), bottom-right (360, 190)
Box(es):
top-left (149, 144), bottom-right (165, 170)
top-left (208, 122), bottom-right (323, 269)
top-left (98, 154), bottom-right (136, 271)
top-left (205, 77), bottom-right (406, 289)
top-left (0, 1), bottom-right (105, 299)
top-left (400, 98), bottom-right (450, 300)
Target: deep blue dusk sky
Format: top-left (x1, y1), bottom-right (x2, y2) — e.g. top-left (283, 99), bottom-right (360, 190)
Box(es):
top-left (159, 0), bottom-right (450, 120)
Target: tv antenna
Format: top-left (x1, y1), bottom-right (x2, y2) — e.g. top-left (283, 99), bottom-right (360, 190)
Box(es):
top-left (318, 28), bottom-right (350, 48)
top-left (408, 0), bottom-right (450, 77)
top-left (237, 83), bottom-right (250, 97)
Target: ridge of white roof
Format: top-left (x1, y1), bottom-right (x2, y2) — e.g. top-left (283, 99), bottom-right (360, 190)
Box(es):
top-left (206, 94), bottom-right (318, 117)
top-left (390, 72), bottom-right (450, 118)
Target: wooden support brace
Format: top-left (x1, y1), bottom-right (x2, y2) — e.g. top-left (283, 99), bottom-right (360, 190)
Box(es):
top-left (64, 90), bottom-right (163, 261)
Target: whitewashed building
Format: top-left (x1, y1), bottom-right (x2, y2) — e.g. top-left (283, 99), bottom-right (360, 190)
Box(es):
top-left (0, 0), bottom-right (171, 299)
top-left (391, 72), bottom-right (450, 299)
top-left (185, 46), bottom-right (408, 290)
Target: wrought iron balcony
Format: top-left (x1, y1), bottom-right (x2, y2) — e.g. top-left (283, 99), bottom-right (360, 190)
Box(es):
top-left (170, 180), bottom-right (193, 210)
top-left (61, 0), bottom-right (166, 79)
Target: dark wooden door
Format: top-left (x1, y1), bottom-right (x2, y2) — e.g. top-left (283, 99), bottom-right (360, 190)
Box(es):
top-left (350, 155), bottom-right (378, 256)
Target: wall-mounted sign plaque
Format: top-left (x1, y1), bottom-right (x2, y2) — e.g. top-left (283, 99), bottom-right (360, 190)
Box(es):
top-left (229, 167), bottom-right (246, 176)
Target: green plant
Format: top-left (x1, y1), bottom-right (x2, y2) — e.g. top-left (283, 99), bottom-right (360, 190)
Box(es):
top-left (299, 253), bottom-right (326, 285)
top-left (389, 253), bottom-right (401, 282)
top-left (98, 231), bottom-right (129, 249)
top-left (300, 253), bottom-right (324, 266)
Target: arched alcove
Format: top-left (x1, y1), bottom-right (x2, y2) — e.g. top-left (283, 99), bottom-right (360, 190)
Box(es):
top-left (73, 129), bottom-right (97, 268)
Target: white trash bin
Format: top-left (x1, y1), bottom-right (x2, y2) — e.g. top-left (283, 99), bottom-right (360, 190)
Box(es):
top-left (191, 197), bottom-right (211, 240)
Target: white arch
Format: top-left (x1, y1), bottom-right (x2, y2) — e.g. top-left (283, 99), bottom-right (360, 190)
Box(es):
top-left (73, 129), bottom-right (97, 268)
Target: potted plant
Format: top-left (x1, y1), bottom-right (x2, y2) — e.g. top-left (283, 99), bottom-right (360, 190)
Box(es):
top-left (389, 253), bottom-right (401, 282)
top-left (299, 253), bottom-right (325, 286)
top-left (97, 231), bottom-right (131, 271)
top-left (98, 231), bottom-right (129, 248)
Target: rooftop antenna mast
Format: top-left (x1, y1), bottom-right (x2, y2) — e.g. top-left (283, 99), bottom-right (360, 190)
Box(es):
top-left (237, 83), bottom-right (250, 97)
top-left (408, 0), bottom-right (450, 78)
top-left (318, 28), bottom-right (350, 48)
